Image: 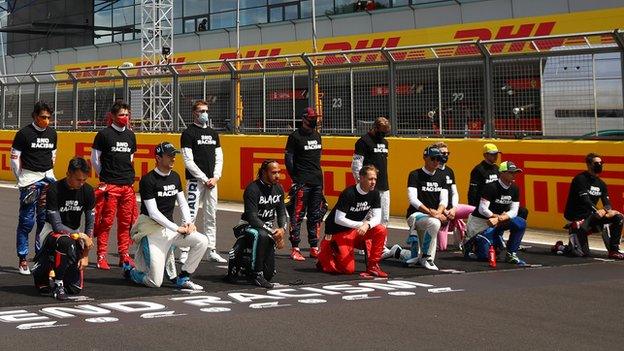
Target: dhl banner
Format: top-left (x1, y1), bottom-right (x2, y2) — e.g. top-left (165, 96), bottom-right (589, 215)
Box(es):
top-left (0, 130), bottom-right (622, 231)
top-left (56, 7), bottom-right (624, 74)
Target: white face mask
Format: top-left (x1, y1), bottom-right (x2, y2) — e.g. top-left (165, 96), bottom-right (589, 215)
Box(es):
top-left (198, 112), bottom-right (209, 124)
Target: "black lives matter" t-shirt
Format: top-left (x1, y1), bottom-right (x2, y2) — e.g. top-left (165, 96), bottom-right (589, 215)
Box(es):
top-left (242, 179), bottom-right (287, 230)
top-left (406, 168), bottom-right (446, 218)
top-left (471, 180), bottom-right (520, 219)
top-left (180, 124), bottom-right (221, 180)
top-left (325, 185), bottom-right (381, 235)
top-left (139, 170), bottom-right (182, 222)
top-left (285, 128), bottom-right (323, 185)
top-left (354, 133), bottom-right (389, 191)
top-left (12, 124), bottom-right (57, 172)
top-left (93, 126), bottom-right (137, 185)
top-left (46, 178), bottom-right (95, 231)
top-left (564, 171), bottom-right (611, 221)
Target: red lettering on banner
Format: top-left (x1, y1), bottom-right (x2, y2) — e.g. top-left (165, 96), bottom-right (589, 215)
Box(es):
top-left (239, 147), bottom-right (355, 197)
top-left (533, 181), bottom-right (548, 212)
top-left (0, 140), bottom-right (12, 171)
top-left (269, 89), bottom-right (308, 101)
top-left (370, 84), bottom-right (416, 97)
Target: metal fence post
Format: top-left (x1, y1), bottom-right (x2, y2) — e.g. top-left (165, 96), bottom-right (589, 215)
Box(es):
top-left (381, 49), bottom-right (397, 136)
top-left (31, 74), bottom-right (40, 101)
top-left (70, 73), bottom-right (79, 131)
top-left (613, 30), bottom-right (624, 119)
top-left (0, 80), bottom-right (4, 129)
top-left (302, 54), bottom-right (316, 109)
top-left (477, 41), bottom-right (494, 138)
top-left (170, 65), bottom-right (180, 132)
top-left (226, 60), bottom-right (238, 134)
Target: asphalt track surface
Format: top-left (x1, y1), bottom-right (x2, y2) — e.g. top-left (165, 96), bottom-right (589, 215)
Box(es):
top-left (0, 186), bottom-right (622, 350)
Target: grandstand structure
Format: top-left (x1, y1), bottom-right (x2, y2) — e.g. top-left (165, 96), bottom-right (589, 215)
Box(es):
top-left (0, 0), bottom-right (621, 138)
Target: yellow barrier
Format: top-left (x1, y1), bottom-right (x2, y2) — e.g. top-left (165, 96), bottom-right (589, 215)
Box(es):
top-left (0, 130), bottom-right (622, 231)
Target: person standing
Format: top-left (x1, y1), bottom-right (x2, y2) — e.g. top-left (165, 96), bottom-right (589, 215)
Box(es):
top-left (179, 100), bottom-right (226, 263)
top-left (11, 101), bottom-right (57, 275)
top-left (285, 107), bottom-right (324, 261)
top-left (91, 101), bottom-right (137, 270)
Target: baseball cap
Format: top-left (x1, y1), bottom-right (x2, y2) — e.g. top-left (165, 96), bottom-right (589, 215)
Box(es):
top-left (499, 161), bottom-right (522, 173)
top-left (423, 146), bottom-right (443, 158)
top-left (302, 107), bottom-right (317, 120)
top-left (483, 143), bottom-right (501, 154)
top-left (155, 142), bottom-right (180, 157)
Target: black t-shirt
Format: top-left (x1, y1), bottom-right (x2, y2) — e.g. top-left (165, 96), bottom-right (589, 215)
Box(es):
top-left (471, 180), bottom-right (520, 219)
top-left (285, 129), bottom-right (323, 185)
top-left (437, 166), bottom-right (457, 209)
top-left (93, 126), bottom-right (137, 185)
top-left (180, 124), bottom-right (221, 180)
top-left (564, 171), bottom-right (611, 221)
top-left (354, 133), bottom-right (389, 191)
top-left (139, 170), bottom-right (183, 222)
top-left (11, 124), bottom-right (57, 172)
top-left (46, 179), bottom-right (95, 231)
top-left (406, 168), bottom-right (446, 218)
top-left (241, 179), bottom-right (287, 229)
top-left (325, 185), bottom-right (381, 235)
top-left (467, 160), bottom-right (499, 206)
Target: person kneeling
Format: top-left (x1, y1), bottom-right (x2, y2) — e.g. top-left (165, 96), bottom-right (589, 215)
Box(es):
top-left (124, 142), bottom-right (208, 290)
top-left (318, 165), bottom-right (388, 278)
top-left (464, 161), bottom-right (527, 266)
top-left (32, 157), bottom-right (95, 300)
top-left (224, 159), bottom-right (287, 289)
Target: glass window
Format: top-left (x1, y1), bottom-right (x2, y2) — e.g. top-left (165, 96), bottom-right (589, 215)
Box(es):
top-left (174, 18), bottom-right (183, 34)
top-left (284, 4), bottom-right (298, 20)
top-left (300, 0), bottom-right (311, 18)
top-left (94, 9), bottom-right (112, 27)
top-left (240, 7), bottom-right (267, 26)
top-left (241, 0), bottom-right (268, 8)
top-left (392, 0), bottom-right (411, 6)
top-left (335, 0), bottom-right (355, 14)
top-left (174, 0), bottom-right (183, 18)
top-left (315, 0), bottom-right (334, 16)
top-left (113, 6), bottom-right (134, 27)
top-left (211, 0), bottom-right (237, 12)
top-left (269, 0), bottom-right (292, 4)
top-left (94, 31), bottom-right (111, 44)
top-left (269, 7), bottom-right (283, 22)
top-left (184, 0), bottom-right (208, 16)
top-left (184, 18), bottom-right (196, 33)
top-left (210, 11), bottom-right (236, 29)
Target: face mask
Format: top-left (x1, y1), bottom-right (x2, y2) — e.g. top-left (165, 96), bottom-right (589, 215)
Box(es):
top-left (116, 116), bottom-right (129, 127)
top-left (36, 118), bottom-right (50, 129)
top-left (306, 118), bottom-right (317, 129)
top-left (592, 163), bottom-right (603, 174)
top-left (374, 131), bottom-right (386, 139)
top-left (439, 155), bottom-right (449, 164)
top-left (198, 112), bottom-right (209, 124)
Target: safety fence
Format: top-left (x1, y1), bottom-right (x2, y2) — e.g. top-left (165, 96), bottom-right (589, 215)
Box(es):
top-left (0, 30), bottom-right (623, 138)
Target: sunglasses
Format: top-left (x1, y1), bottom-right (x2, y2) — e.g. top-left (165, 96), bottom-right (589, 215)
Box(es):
top-left (440, 152), bottom-right (450, 156)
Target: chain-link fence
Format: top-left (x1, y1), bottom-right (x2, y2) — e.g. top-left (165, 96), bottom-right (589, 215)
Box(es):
top-left (1, 30), bottom-right (623, 138)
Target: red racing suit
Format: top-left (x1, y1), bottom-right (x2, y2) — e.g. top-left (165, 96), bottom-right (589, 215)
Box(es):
top-left (94, 183), bottom-right (138, 257)
top-left (317, 225), bottom-right (387, 274)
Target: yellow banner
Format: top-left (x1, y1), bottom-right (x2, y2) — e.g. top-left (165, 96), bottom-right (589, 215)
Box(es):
top-left (55, 7), bottom-right (624, 74)
top-left (0, 131), bottom-right (622, 231)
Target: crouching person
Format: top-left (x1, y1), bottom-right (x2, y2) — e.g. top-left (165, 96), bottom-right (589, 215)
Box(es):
top-left (224, 159), bottom-right (287, 289)
top-left (318, 165), bottom-right (388, 278)
top-left (464, 161), bottom-right (527, 265)
top-left (124, 142), bottom-right (208, 290)
top-left (33, 157), bottom-right (94, 300)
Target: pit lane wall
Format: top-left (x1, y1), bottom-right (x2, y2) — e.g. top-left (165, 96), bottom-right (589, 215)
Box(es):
top-left (0, 131), bottom-right (622, 231)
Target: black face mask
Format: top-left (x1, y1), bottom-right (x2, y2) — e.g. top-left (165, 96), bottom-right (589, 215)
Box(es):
top-left (374, 131), bottom-right (386, 139)
top-left (305, 118), bottom-right (317, 129)
top-left (592, 163), bottom-right (603, 174)
top-left (439, 155), bottom-right (449, 164)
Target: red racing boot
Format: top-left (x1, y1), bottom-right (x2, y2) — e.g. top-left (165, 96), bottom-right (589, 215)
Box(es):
top-left (119, 253), bottom-right (135, 267)
top-left (309, 247), bottom-right (319, 258)
top-left (290, 248), bottom-right (305, 261)
top-left (97, 255), bottom-right (110, 270)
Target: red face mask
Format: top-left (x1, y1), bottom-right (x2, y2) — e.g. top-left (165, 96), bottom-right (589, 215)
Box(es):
top-left (116, 115), bottom-right (129, 127)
